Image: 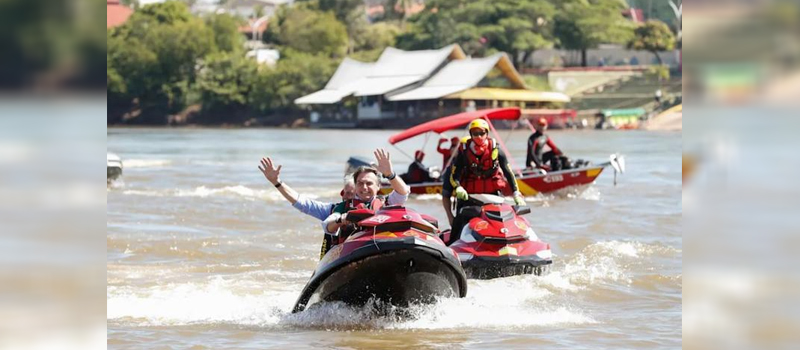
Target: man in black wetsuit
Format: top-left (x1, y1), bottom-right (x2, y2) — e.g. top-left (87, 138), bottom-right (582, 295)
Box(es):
top-left (526, 117), bottom-right (564, 172)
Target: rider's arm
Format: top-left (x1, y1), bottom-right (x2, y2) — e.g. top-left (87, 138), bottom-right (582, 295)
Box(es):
top-left (386, 189), bottom-right (409, 206)
top-left (497, 150), bottom-right (520, 193)
top-left (449, 151), bottom-right (466, 189)
top-left (546, 136), bottom-right (562, 155)
top-left (375, 149), bottom-right (409, 196)
top-left (387, 173), bottom-right (410, 196)
top-left (437, 139), bottom-right (447, 153)
top-left (525, 135), bottom-right (536, 168)
top-left (442, 195), bottom-right (455, 225)
top-left (441, 166), bottom-right (455, 225)
top-left (293, 195), bottom-right (335, 221)
top-left (272, 180), bottom-right (301, 205)
top-left (323, 212), bottom-right (345, 235)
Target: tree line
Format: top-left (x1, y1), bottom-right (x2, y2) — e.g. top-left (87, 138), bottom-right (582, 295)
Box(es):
top-left (107, 0), bottom-right (677, 125)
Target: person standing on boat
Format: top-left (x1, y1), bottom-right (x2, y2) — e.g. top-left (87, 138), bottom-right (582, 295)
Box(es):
top-left (526, 117), bottom-right (563, 172)
top-left (447, 119), bottom-right (525, 244)
top-left (259, 157), bottom-right (355, 220)
top-left (321, 149), bottom-right (409, 253)
top-left (437, 136), bottom-right (461, 169)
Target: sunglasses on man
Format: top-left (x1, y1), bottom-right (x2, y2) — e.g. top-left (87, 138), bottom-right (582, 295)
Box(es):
top-left (470, 130), bottom-right (487, 137)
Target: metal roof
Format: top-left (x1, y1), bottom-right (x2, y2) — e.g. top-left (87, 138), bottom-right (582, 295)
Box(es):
top-left (295, 45), bottom-right (465, 104)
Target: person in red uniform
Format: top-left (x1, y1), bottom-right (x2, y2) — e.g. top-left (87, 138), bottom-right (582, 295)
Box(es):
top-left (403, 150), bottom-right (432, 183)
top-left (446, 119), bottom-right (525, 244)
top-left (526, 117), bottom-right (563, 172)
top-left (437, 136), bottom-right (461, 169)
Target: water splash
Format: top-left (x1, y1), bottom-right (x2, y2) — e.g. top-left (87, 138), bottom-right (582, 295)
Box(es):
top-left (108, 274), bottom-right (595, 329)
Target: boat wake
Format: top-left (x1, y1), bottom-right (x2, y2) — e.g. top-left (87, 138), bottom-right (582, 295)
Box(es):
top-left (119, 185), bottom-right (335, 201)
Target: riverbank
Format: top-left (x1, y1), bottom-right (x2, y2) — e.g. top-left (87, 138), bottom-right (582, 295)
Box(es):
top-left (641, 104), bottom-right (682, 131)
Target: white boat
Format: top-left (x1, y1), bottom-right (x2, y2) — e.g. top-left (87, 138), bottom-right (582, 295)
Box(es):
top-left (107, 153), bottom-right (123, 182)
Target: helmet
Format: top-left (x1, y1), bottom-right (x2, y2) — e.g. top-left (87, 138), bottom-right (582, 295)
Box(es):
top-left (536, 117), bottom-right (548, 126)
top-left (468, 119), bottom-right (490, 132)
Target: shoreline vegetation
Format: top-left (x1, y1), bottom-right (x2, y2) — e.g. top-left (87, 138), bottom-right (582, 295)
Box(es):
top-left (108, 1), bottom-right (679, 128)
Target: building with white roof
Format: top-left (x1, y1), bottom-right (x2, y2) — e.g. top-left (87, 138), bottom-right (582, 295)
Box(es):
top-left (295, 44), bottom-right (570, 127)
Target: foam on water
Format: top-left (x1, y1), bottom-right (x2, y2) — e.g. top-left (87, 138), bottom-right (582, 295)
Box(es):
top-left (107, 276), bottom-right (299, 326)
top-left (108, 272), bottom-right (595, 329)
top-left (545, 240), bottom-right (681, 289)
top-left (120, 185), bottom-right (331, 201)
top-left (414, 194), bottom-right (443, 201)
top-left (123, 159), bottom-right (172, 168)
top-left (107, 240), bottom-right (677, 329)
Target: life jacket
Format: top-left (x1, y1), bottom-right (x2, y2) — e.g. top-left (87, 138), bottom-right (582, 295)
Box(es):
top-left (334, 196), bottom-right (384, 215)
top-left (320, 196), bottom-right (385, 259)
top-left (458, 138), bottom-right (507, 194)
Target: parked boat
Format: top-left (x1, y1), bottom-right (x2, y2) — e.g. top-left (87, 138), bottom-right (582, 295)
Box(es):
top-left (107, 153), bottom-right (123, 182)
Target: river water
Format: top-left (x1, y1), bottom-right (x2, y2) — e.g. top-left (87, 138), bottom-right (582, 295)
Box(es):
top-left (107, 128), bottom-right (681, 349)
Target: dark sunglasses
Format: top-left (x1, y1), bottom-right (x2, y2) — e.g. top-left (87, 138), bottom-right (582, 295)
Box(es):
top-left (470, 130), bottom-right (487, 136)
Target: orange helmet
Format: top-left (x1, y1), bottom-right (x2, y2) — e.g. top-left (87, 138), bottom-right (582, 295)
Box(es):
top-left (536, 117), bottom-right (548, 126)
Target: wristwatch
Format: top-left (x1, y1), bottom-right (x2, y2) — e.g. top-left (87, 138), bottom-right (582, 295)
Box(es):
top-left (274, 181), bottom-right (283, 188)
top-left (385, 172), bottom-right (397, 181)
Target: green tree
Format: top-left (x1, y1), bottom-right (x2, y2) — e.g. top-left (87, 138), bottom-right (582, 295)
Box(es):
top-left (353, 22), bottom-right (399, 52)
top-left (266, 7), bottom-right (348, 58)
top-left (108, 1), bottom-right (217, 118)
top-left (107, 34), bottom-right (160, 101)
top-left (396, 0), bottom-right (556, 68)
top-left (628, 20), bottom-right (676, 65)
top-left (137, 1), bottom-right (191, 25)
top-left (257, 51), bottom-right (340, 110)
top-left (205, 13), bottom-right (244, 53)
top-left (553, 0), bottom-right (634, 66)
top-left (196, 51), bottom-right (260, 114)
top-left (318, 0), bottom-right (364, 23)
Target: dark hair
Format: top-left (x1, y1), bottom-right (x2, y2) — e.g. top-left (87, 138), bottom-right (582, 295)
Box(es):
top-left (352, 166), bottom-right (381, 182)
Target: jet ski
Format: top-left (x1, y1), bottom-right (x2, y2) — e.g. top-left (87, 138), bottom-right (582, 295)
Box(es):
top-left (442, 194), bottom-right (553, 279)
top-left (292, 206), bottom-right (468, 313)
top-left (107, 153), bottom-right (123, 182)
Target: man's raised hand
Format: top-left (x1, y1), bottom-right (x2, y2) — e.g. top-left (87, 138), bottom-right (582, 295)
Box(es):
top-left (259, 157), bottom-right (282, 185)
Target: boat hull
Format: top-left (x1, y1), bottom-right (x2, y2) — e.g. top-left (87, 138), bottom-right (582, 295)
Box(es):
top-left (292, 235), bottom-right (467, 313)
top-left (381, 165), bottom-right (607, 196)
top-left (461, 255), bottom-right (552, 279)
top-left (107, 153), bottom-right (123, 182)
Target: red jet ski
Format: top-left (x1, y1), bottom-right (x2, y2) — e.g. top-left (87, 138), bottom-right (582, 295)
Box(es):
top-left (442, 194), bottom-right (553, 279)
top-left (292, 206), bottom-right (468, 313)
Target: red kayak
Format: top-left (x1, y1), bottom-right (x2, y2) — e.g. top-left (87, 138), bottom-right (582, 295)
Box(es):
top-left (292, 206), bottom-right (468, 313)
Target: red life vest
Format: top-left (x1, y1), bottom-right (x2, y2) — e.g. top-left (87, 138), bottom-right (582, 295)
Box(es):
top-left (337, 196), bottom-right (384, 214)
top-left (459, 138), bottom-right (507, 194)
top-left (335, 196), bottom-right (385, 244)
